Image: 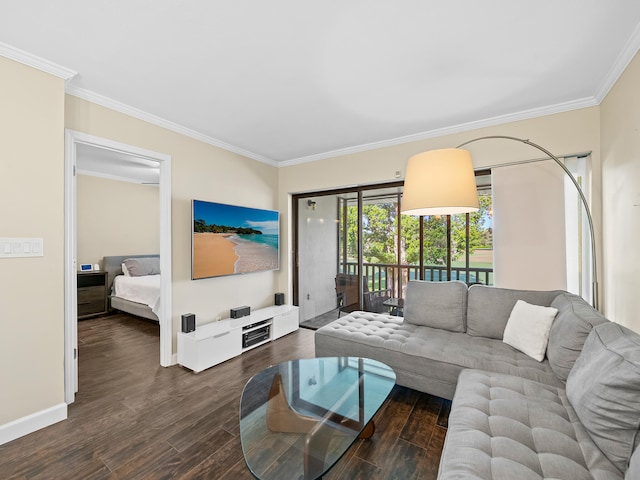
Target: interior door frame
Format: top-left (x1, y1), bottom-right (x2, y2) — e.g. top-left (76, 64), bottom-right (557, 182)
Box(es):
top-left (64, 129), bottom-right (173, 404)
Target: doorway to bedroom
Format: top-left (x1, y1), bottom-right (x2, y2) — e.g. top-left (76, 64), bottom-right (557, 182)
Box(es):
top-left (64, 130), bottom-right (172, 404)
top-left (76, 149), bottom-right (160, 320)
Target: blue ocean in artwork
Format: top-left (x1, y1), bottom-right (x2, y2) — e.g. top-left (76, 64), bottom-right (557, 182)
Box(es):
top-left (235, 233), bottom-right (279, 250)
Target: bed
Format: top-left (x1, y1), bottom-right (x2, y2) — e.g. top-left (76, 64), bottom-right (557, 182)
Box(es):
top-left (103, 255), bottom-right (161, 322)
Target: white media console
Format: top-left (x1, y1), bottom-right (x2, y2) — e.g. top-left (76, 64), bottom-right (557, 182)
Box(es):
top-left (177, 304), bottom-right (299, 373)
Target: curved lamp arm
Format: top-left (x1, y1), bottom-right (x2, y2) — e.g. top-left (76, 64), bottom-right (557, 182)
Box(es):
top-left (457, 135), bottom-right (599, 311)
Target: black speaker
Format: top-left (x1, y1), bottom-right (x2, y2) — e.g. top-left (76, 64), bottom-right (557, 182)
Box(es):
top-left (275, 292), bottom-right (285, 305)
top-left (181, 313), bottom-right (195, 333)
top-left (230, 305), bottom-right (251, 319)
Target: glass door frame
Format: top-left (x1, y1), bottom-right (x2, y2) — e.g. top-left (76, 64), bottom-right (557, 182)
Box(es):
top-left (292, 181), bottom-right (403, 308)
top-left (292, 171), bottom-right (491, 308)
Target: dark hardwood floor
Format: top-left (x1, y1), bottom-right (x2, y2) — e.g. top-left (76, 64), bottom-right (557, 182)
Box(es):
top-left (0, 313), bottom-right (449, 479)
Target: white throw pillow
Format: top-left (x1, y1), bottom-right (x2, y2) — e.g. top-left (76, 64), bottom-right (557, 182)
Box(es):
top-left (503, 300), bottom-right (558, 361)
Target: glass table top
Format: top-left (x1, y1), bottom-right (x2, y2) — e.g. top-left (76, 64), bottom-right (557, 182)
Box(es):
top-left (239, 357), bottom-right (396, 480)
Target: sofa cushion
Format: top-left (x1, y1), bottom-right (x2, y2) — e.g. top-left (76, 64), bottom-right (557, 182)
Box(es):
top-left (403, 280), bottom-right (467, 332)
top-left (466, 285), bottom-right (561, 339)
top-left (438, 370), bottom-right (622, 480)
top-left (503, 300), bottom-right (558, 361)
top-left (566, 322), bottom-right (640, 475)
top-left (547, 292), bottom-right (610, 381)
top-left (315, 311), bottom-right (563, 400)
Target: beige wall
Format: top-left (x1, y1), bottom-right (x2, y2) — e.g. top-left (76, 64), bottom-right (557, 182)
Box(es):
top-left (0, 57), bottom-right (66, 424)
top-left (4, 43), bottom-right (638, 439)
top-left (277, 108), bottom-right (602, 306)
top-left (492, 161), bottom-right (567, 290)
top-left (76, 174), bottom-right (159, 268)
top-left (601, 51), bottom-right (640, 332)
top-left (66, 96), bottom-right (280, 331)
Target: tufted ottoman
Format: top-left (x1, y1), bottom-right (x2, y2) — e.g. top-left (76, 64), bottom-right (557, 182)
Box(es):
top-left (315, 310), bottom-right (563, 400)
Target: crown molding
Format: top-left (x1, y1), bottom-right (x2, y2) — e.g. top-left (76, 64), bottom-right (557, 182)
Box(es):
top-left (4, 31), bottom-right (638, 169)
top-left (594, 23), bottom-right (640, 103)
top-left (63, 84), bottom-right (600, 169)
top-left (279, 24), bottom-right (640, 167)
top-left (65, 85), bottom-right (277, 167)
top-left (0, 42), bottom-right (76, 81)
top-left (280, 96), bottom-right (599, 167)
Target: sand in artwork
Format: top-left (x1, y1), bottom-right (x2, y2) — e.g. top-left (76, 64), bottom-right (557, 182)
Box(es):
top-left (233, 237), bottom-right (279, 273)
top-left (193, 233), bottom-right (238, 278)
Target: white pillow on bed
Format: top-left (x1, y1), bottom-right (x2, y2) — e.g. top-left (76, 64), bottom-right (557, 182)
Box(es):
top-left (122, 257), bottom-right (161, 277)
top-left (122, 263), bottom-right (131, 276)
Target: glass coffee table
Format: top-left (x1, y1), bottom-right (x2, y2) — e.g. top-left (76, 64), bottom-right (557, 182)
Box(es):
top-left (240, 357), bottom-right (396, 480)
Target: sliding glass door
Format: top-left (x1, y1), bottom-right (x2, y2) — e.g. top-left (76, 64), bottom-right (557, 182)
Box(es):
top-left (293, 175), bottom-right (492, 323)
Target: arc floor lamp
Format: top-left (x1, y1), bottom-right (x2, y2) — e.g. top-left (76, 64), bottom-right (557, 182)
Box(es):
top-left (401, 135), bottom-right (598, 311)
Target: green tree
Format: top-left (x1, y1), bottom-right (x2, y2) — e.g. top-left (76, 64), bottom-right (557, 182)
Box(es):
top-left (345, 204), bottom-right (358, 261)
top-left (341, 191), bottom-right (492, 269)
top-left (401, 215), bottom-right (421, 264)
top-left (362, 203), bottom-right (397, 264)
top-left (421, 215), bottom-right (448, 265)
top-left (451, 194), bottom-right (492, 260)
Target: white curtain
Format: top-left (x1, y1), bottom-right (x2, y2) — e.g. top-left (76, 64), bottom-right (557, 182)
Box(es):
top-left (563, 155), bottom-right (593, 303)
top-left (492, 160), bottom-right (567, 291)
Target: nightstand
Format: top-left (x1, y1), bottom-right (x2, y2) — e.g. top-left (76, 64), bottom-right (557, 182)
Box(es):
top-left (77, 271), bottom-right (108, 319)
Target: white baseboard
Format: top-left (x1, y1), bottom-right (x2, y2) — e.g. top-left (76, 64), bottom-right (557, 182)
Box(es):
top-left (0, 403), bottom-right (67, 446)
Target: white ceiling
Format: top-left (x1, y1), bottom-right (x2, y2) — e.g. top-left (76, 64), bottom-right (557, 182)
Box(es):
top-left (2, 1), bottom-right (640, 165)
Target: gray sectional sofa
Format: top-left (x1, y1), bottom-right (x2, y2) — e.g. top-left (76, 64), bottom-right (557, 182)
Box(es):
top-left (315, 281), bottom-right (640, 479)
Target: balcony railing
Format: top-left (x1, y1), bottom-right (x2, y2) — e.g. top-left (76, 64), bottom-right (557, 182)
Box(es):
top-left (341, 261), bottom-right (494, 300)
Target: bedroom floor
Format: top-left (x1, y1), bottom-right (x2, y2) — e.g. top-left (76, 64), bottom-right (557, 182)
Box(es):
top-left (0, 313), bottom-right (449, 479)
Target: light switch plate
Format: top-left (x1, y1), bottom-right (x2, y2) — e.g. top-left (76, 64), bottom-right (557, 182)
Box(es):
top-left (0, 238), bottom-right (44, 258)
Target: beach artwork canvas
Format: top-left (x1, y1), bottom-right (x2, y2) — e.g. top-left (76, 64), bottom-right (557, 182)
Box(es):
top-left (192, 200), bottom-right (279, 279)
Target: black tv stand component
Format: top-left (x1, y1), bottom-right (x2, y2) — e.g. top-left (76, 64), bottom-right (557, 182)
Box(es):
top-left (242, 325), bottom-right (271, 348)
top-left (243, 319), bottom-right (270, 331)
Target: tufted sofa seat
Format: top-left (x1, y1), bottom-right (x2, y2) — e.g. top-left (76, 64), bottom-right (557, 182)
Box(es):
top-left (315, 310), bottom-right (563, 400)
top-left (315, 281), bottom-right (640, 479)
top-left (438, 370), bottom-right (623, 480)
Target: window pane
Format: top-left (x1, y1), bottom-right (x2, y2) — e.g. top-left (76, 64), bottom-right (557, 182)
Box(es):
top-left (338, 197), bottom-right (358, 276)
top-left (450, 190), bottom-right (493, 285)
top-left (361, 192), bottom-right (398, 311)
top-left (472, 191), bottom-right (494, 285)
top-left (422, 215), bottom-right (448, 281)
top-left (450, 213), bottom-right (467, 282)
top-left (400, 213), bottom-right (420, 284)
top-left (336, 195), bottom-right (363, 315)
top-left (362, 201), bottom-right (398, 265)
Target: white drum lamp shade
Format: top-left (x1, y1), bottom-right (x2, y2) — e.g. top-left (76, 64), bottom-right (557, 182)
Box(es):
top-left (401, 148), bottom-right (479, 216)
